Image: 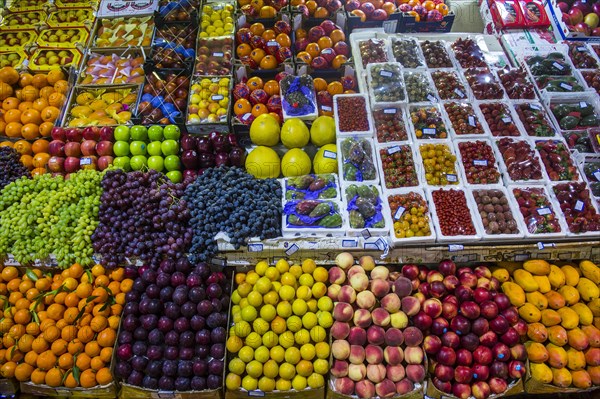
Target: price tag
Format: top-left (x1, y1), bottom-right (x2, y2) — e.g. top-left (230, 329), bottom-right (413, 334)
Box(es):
top-left (427, 94), bottom-right (437, 102)
top-left (580, 101), bottom-right (588, 108)
top-left (375, 237), bottom-right (387, 251)
top-left (248, 390), bottom-right (265, 397)
top-left (577, 46), bottom-right (587, 52)
top-left (448, 244), bottom-right (464, 252)
top-left (323, 150), bottom-right (337, 159)
top-left (473, 160), bottom-right (488, 166)
top-left (80, 158), bottom-right (92, 165)
top-left (574, 200), bottom-right (585, 212)
top-left (55, 389), bottom-right (71, 396)
top-left (423, 128), bottom-right (436, 135)
top-left (387, 145), bottom-right (401, 154)
top-left (502, 117), bottom-right (512, 124)
top-left (379, 70), bottom-right (393, 77)
top-left (342, 238), bottom-right (358, 248)
top-left (210, 256), bottom-right (227, 269)
top-left (454, 88), bottom-right (465, 98)
top-left (394, 206), bottom-right (406, 220)
top-left (530, 104), bottom-right (542, 110)
top-left (211, 95), bottom-right (224, 101)
top-left (468, 115), bottom-right (476, 127)
top-left (212, 4), bottom-right (223, 9)
top-left (384, 108), bottom-right (397, 114)
top-left (537, 207), bottom-right (552, 215)
top-left (446, 174), bottom-right (458, 182)
top-left (322, 48), bottom-right (333, 55)
top-left (248, 243), bottom-right (263, 252)
top-left (242, 113), bottom-right (252, 121)
top-left (559, 83), bottom-right (573, 91)
top-left (364, 242), bottom-right (379, 250)
top-left (593, 170), bottom-right (600, 181)
top-left (322, 105), bottom-right (332, 112)
top-left (285, 243), bottom-right (299, 256)
top-left (537, 242), bottom-right (556, 250)
top-left (552, 61), bottom-right (564, 71)
top-left (267, 41), bottom-right (278, 47)
top-left (361, 229), bottom-right (372, 239)
top-left (212, 52), bottom-right (224, 57)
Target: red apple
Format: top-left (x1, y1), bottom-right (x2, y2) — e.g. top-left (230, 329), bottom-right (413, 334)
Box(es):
top-left (64, 157), bottom-right (80, 173)
top-left (97, 156), bottom-right (114, 171)
top-left (47, 156), bottom-right (65, 173)
top-left (96, 141), bottom-right (113, 157)
top-left (80, 140), bottom-right (97, 156)
top-left (64, 142), bottom-right (81, 157)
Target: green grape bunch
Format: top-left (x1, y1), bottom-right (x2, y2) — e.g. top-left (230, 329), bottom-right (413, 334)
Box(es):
top-left (0, 169), bottom-right (103, 268)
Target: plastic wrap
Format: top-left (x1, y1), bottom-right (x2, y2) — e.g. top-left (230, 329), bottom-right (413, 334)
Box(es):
top-left (377, 144), bottom-right (420, 189)
top-left (194, 37), bottom-right (233, 76)
top-left (465, 68), bottom-right (505, 99)
top-left (491, 0), bottom-right (526, 28)
top-left (93, 17), bottom-right (154, 47)
top-left (478, 101), bottom-right (522, 137)
top-left (495, 137), bottom-right (544, 183)
top-left (0, 30), bottom-right (38, 51)
top-left (581, 70), bottom-right (600, 95)
top-left (280, 74), bottom-right (318, 120)
top-left (200, 3), bottom-right (234, 36)
top-left (525, 52), bottom-right (572, 76)
top-left (513, 102), bottom-right (555, 137)
top-left (284, 174), bottom-right (340, 200)
top-left (418, 142), bottom-right (460, 186)
top-left (344, 184), bottom-right (386, 230)
top-left (456, 139), bottom-right (502, 186)
top-left (152, 25), bottom-right (197, 67)
top-left (283, 199), bottom-right (343, 228)
top-left (391, 37), bottom-right (426, 69)
top-left (518, 0), bottom-right (550, 27)
top-left (409, 105), bottom-right (449, 140)
top-left (471, 187), bottom-right (523, 237)
top-left (420, 40), bottom-right (454, 68)
top-left (534, 139), bottom-right (580, 181)
top-left (551, 182), bottom-right (600, 234)
top-left (334, 94), bottom-right (373, 136)
top-left (563, 131), bottom-right (595, 153)
top-left (534, 75), bottom-right (585, 92)
top-left (79, 51), bottom-right (145, 85)
top-left (367, 62), bottom-right (406, 104)
top-left (388, 189), bottom-right (434, 241)
top-left (187, 76), bottom-right (230, 124)
top-left (495, 67), bottom-right (537, 99)
top-left (404, 70), bottom-right (438, 103)
top-left (443, 102), bottom-right (486, 136)
top-left (357, 38), bottom-right (390, 68)
top-left (451, 37), bottom-right (488, 68)
top-left (1, 10), bottom-right (45, 29)
top-left (431, 70), bottom-right (469, 100)
top-left (566, 42), bottom-right (599, 69)
top-left (582, 157), bottom-right (600, 198)
top-left (430, 187), bottom-right (479, 237)
top-left (549, 99), bottom-right (599, 132)
top-left (591, 128), bottom-right (600, 153)
top-left (339, 137), bottom-right (378, 183)
top-left (510, 186), bottom-right (565, 236)
top-left (372, 107), bottom-right (409, 144)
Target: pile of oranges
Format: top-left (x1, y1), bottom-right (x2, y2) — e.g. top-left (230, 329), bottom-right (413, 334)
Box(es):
top-left (0, 66), bottom-right (69, 142)
top-left (1, 138), bottom-right (51, 177)
top-left (0, 263), bottom-right (133, 389)
top-left (233, 76), bottom-right (283, 125)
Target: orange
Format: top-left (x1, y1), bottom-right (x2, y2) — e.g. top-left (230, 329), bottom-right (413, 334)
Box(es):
top-left (382, 2), bottom-right (397, 15)
top-left (55, 317), bottom-right (68, 330)
top-left (0, 67), bottom-right (19, 85)
top-left (99, 347), bottom-right (113, 363)
top-left (53, 80), bottom-right (69, 95)
top-left (21, 108), bottom-right (42, 125)
top-left (96, 367), bottom-right (112, 385)
top-left (306, 43), bottom-right (321, 59)
top-left (305, 0), bottom-right (317, 13)
top-left (90, 315), bottom-right (108, 333)
top-left (276, 33), bottom-right (291, 48)
top-left (317, 36), bottom-right (333, 49)
top-left (14, 362), bottom-right (34, 382)
top-left (259, 5), bottom-right (276, 17)
top-left (24, 350), bottom-right (38, 367)
top-left (249, 23), bottom-right (265, 36)
top-left (109, 268), bottom-right (124, 282)
top-left (313, 78), bottom-right (327, 92)
top-left (247, 77), bottom-right (264, 91)
top-left (14, 297), bottom-right (29, 310)
top-left (44, 367), bottom-right (63, 387)
top-left (262, 29), bottom-right (276, 41)
top-left (80, 369), bottom-right (97, 388)
top-left (296, 28), bottom-right (307, 39)
top-left (436, 3), bottom-right (449, 15)
top-left (41, 106), bottom-right (60, 122)
top-left (46, 303), bottom-right (65, 321)
top-left (58, 353), bottom-right (74, 369)
top-left (327, 81), bottom-right (344, 95)
top-left (78, 298), bottom-right (93, 314)
top-left (39, 121), bottom-right (54, 137)
top-left (32, 98), bottom-right (49, 112)
top-left (120, 279), bottom-right (133, 293)
top-left (61, 325), bottom-right (77, 342)
top-left (19, 73), bottom-right (33, 88)
top-left (94, 275), bottom-right (109, 287)
top-left (39, 318), bottom-right (55, 332)
top-left (91, 264), bottom-right (105, 277)
top-left (8, 290), bottom-right (22, 303)
top-left (35, 277), bottom-right (51, 291)
top-left (43, 325), bottom-right (60, 342)
top-left (64, 292), bottom-right (80, 308)
top-left (75, 352), bottom-right (91, 370)
top-left (90, 356), bottom-right (105, 371)
top-left (19, 153), bottom-right (33, 169)
top-left (107, 281), bottom-right (121, 295)
top-left (47, 69), bottom-right (66, 85)
top-left (25, 322), bottom-right (40, 336)
top-left (68, 339), bottom-right (84, 355)
top-left (48, 92), bottom-right (66, 108)
top-left (251, 103), bottom-right (268, 117)
top-left (18, 279), bottom-right (33, 294)
top-left (21, 85), bottom-right (40, 102)
top-left (1, 266), bottom-right (18, 282)
top-left (13, 140), bottom-right (32, 155)
top-left (13, 308), bottom-right (31, 325)
top-left (3, 336), bottom-right (16, 349)
top-left (37, 350), bottom-right (57, 371)
top-left (97, 328), bottom-right (116, 348)
top-left (39, 86), bottom-right (55, 100)
top-left (63, 276), bottom-right (78, 292)
top-left (31, 138), bottom-right (50, 154)
top-left (85, 341), bottom-right (101, 358)
top-left (4, 108), bottom-right (22, 123)
top-left (68, 263), bottom-right (83, 279)
top-left (234, 98), bottom-right (251, 116)
top-left (8, 323), bottom-right (25, 338)
top-left (25, 288), bottom-right (39, 301)
top-left (78, 326), bottom-right (94, 344)
top-left (0, 139), bottom-right (11, 147)
top-left (91, 287), bottom-right (108, 304)
top-left (332, 54), bottom-right (347, 69)
top-left (107, 315), bottom-right (120, 330)
top-left (2, 97), bottom-right (20, 111)
top-left (17, 333), bottom-right (34, 353)
top-left (0, 82), bottom-right (14, 101)
top-left (5, 121), bottom-right (23, 138)
top-left (63, 307), bottom-right (80, 324)
top-left (263, 80), bottom-right (280, 96)
top-left (0, 361), bottom-right (17, 378)
top-left (79, 313), bottom-right (92, 327)
top-left (64, 372), bottom-right (78, 388)
top-left (31, 74), bottom-right (48, 89)
top-left (250, 48), bottom-right (266, 65)
top-left (259, 55), bottom-right (278, 69)
top-left (93, 303), bottom-right (110, 318)
top-left (75, 282), bottom-right (92, 299)
top-left (30, 368), bottom-right (46, 384)
top-left (32, 153), bottom-right (49, 168)
top-left (51, 338), bottom-right (68, 356)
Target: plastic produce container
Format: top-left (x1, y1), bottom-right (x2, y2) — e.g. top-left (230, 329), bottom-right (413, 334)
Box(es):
top-left (426, 186), bottom-right (482, 243)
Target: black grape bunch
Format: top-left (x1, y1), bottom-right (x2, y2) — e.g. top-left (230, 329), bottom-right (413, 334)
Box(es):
top-left (0, 146), bottom-right (31, 191)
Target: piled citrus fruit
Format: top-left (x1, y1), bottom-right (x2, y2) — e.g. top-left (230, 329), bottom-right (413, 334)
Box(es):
top-left (225, 259), bottom-right (332, 392)
top-left (0, 67), bottom-right (69, 141)
top-left (0, 263), bottom-right (134, 388)
top-left (2, 138), bottom-right (52, 176)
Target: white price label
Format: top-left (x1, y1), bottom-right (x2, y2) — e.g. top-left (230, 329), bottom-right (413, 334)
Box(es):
top-left (211, 95), bottom-right (224, 101)
top-left (248, 243), bottom-right (263, 252)
top-left (593, 170), bottom-right (600, 181)
top-left (446, 174), bottom-right (458, 182)
top-left (448, 244), bottom-right (464, 252)
top-left (537, 207), bottom-right (552, 216)
top-left (380, 70), bottom-right (393, 77)
top-left (427, 94), bottom-right (437, 102)
top-left (285, 244), bottom-right (299, 256)
top-left (342, 239), bottom-right (358, 248)
top-left (423, 128), bottom-right (436, 135)
top-left (580, 101), bottom-right (588, 108)
top-left (323, 150), bottom-right (337, 159)
top-left (212, 52), bottom-right (224, 57)
top-left (242, 113), bottom-right (252, 121)
top-left (80, 158), bottom-right (92, 166)
top-left (384, 108), bottom-right (397, 114)
top-left (502, 117), bottom-right (512, 124)
top-left (468, 115), bottom-right (476, 127)
top-left (574, 200), bottom-right (585, 212)
top-left (530, 104), bottom-right (542, 110)
top-left (552, 61), bottom-right (564, 70)
top-left (394, 206), bottom-right (406, 220)
top-left (322, 105), bottom-right (332, 111)
top-left (248, 390), bottom-right (265, 397)
top-left (577, 47), bottom-right (587, 52)
top-left (387, 146), bottom-right (401, 154)
top-left (322, 48), bottom-right (333, 55)
top-left (560, 83), bottom-right (573, 91)
top-left (473, 159), bottom-right (488, 166)
top-left (454, 88), bottom-right (465, 98)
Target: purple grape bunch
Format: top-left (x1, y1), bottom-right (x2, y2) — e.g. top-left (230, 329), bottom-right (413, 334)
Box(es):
top-left (0, 147), bottom-right (30, 191)
top-left (92, 169), bottom-right (192, 268)
top-left (115, 260), bottom-right (231, 391)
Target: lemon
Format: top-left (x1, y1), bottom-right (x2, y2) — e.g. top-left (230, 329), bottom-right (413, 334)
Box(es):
top-left (281, 272), bottom-right (296, 286)
top-left (263, 291), bottom-right (279, 306)
top-left (313, 144), bottom-right (338, 174)
top-left (317, 311), bottom-right (333, 328)
top-left (250, 114), bottom-right (280, 146)
top-left (281, 148), bottom-right (311, 177)
top-left (226, 336), bottom-right (243, 353)
top-left (246, 360), bottom-right (263, 378)
top-left (242, 375), bottom-right (258, 391)
top-left (241, 306), bottom-right (258, 322)
top-left (313, 359), bottom-right (329, 375)
top-left (247, 291), bottom-right (263, 308)
top-left (245, 332), bottom-right (262, 349)
top-left (285, 347), bottom-right (301, 365)
top-left (229, 357), bottom-right (246, 375)
top-left (279, 362), bottom-right (296, 380)
top-left (237, 282), bottom-right (252, 297)
top-left (255, 261), bottom-right (269, 276)
top-left (265, 267), bottom-right (280, 281)
top-left (234, 321), bottom-right (251, 338)
top-left (292, 299), bottom-right (308, 316)
top-left (255, 276), bottom-right (272, 294)
top-left (294, 329), bottom-right (311, 345)
top-left (279, 285), bottom-right (295, 301)
top-left (277, 301), bottom-right (292, 318)
top-left (317, 296), bottom-right (333, 312)
top-left (276, 379), bottom-right (292, 391)
top-left (315, 342), bottom-right (330, 360)
top-left (312, 282), bottom-right (327, 298)
top-left (281, 118), bottom-right (310, 149)
top-left (270, 346), bottom-right (285, 363)
top-left (239, 298), bottom-right (249, 308)
top-left (276, 259), bottom-right (290, 274)
top-left (262, 331), bottom-right (279, 348)
top-left (302, 312), bottom-right (318, 329)
top-left (253, 318), bottom-right (270, 335)
top-left (279, 331), bottom-right (295, 348)
top-left (301, 259), bottom-right (317, 274)
top-left (310, 326), bottom-right (327, 343)
top-left (238, 346), bottom-right (254, 363)
top-left (246, 272), bottom-right (260, 285)
top-left (259, 304), bottom-right (277, 322)
top-left (272, 281), bottom-right (281, 292)
top-left (246, 146), bottom-right (280, 179)
top-left (263, 359), bottom-right (279, 379)
top-left (254, 346), bottom-right (270, 363)
top-left (308, 373), bottom-right (325, 388)
top-left (300, 343), bottom-right (315, 361)
top-left (286, 315), bottom-right (303, 332)
top-left (226, 373), bottom-right (241, 390)
top-left (258, 376), bottom-right (276, 392)
top-left (310, 116), bottom-right (336, 146)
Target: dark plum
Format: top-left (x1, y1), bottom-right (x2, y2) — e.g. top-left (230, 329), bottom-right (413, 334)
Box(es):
top-left (173, 286), bottom-right (189, 305)
top-left (197, 300), bottom-right (213, 316)
top-left (210, 343), bottom-right (225, 359)
top-left (133, 327), bottom-right (148, 342)
top-left (195, 329), bottom-right (210, 345)
top-left (160, 259), bottom-right (175, 273)
top-left (207, 374), bottom-right (222, 390)
top-left (127, 370), bottom-right (144, 386)
top-left (160, 286), bottom-right (174, 301)
top-left (176, 257), bottom-right (192, 273)
top-left (175, 317), bottom-right (190, 333)
top-left (179, 347), bottom-right (194, 360)
top-left (190, 315), bottom-right (206, 331)
top-left (189, 286), bottom-right (206, 303)
top-left (193, 359), bottom-right (208, 376)
top-left (146, 360), bottom-right (163, 378)
top-left (159, 376), bottom-right (175, 390)
top-left (181, 302), bottom-right (196, 318)
top-left (148, 329), bottom-right (164, 345)
top-left (158, 316), bottom-right (173, 333)
top-left (119, 331), bottom-right (133, 344)
top-left (125, 291), bottom-right (139, 303)
top-left (171, 271), bottom-right (186, 287)
top-left (175, 377), bottom-right (192, 391)
top-left (207, 283), bottom-right (222, 298)
top-left (178, 361), bottom-right (194, 377)
top-left (146, 284), bottom-right (160, 299)
top-left (165, 331), bottom-right (180, 346)
top-left (140, 314), bottom-right (158, 330)
top-left (117, 344), bottom-right (133, 361)
top-left (187, 273), bottom-right (202, 288)
top-left (191, 376), bottom-right (207, 390)
top-left (132, 340), bottom-right (147, 355)
top-left (165, 302), bottom-right (181, 319)
top-left (208, 359), bottom-right (224, 375)
top-left (147, 345), bottom-right (163, 360)
top-left (116, 361), bottom-right (132, 379)
top-left (131, 355), bottom-right (148, 371)
top-left (180, 331), bottom-right (195, 347)
top-left (143, 376), bottom-right (158, 389)
top-left (163, 360), bottom-right (178, 377)
top-left (195, 263), bottom-right (211, 280)
top-left (133, 278), bottom-right (146, 293)
top-left (165, 346), bottom-right (179, 360)
top-left (123, 302), bottom-right (138, 316)
top-left (211, 327), bottom-right (227, 344)
top-left (211, 297), bottom-right (223, 313)
top-left (195, 345), bottom-right (209, 359)
top-left (157, 272), bottom-right (171, 288)
top-left (206, 312), bottom-right (224, 328)
top-left (142, 269), bottom-right (157, 284)
top-left (122, 314), bottom-right (139, 332)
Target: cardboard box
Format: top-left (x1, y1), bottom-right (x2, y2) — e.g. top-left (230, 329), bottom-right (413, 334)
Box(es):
top-left (345, 11), bottom-right (401, 34)
top-left (524, 360), bottom-right (600, 393)
top-left (120, 383), bottom-right (223, 399)
top-left (397, 12), bottom-right (455, 33)
top-left (426, 377), bottom-right (524, 399)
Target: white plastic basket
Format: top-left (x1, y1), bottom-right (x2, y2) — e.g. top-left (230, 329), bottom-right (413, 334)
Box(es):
top-left (366, 61), bottom-right (407, 106)
top-left (337, 136), bottom-right (380, 186)
top-left (385, 187), bottom-right (437, 246)
top-left (491, 137), bottom-right (546, 186)
top-left (341, 182), bottom-right (391, 237)
top-left (375, 142), bottom-right (422, 192)
top-left (426, 186), bottom-right (483, 243)
top-left (414, 140), bottom-right (464, 188)
top-left (531, 138), bottom-right (583, 183)
top-left (453, 138), bottom-right (504, 188)
top-left (548, 181), bottom-right (600, 238)
top-left (441, 100), bottom-right (490, 139)
top-left (281, 198), bottom-right (348, 237)
top-left (467, 186), bottom-right (526, 241)
top-left (333, 93), bottom-right (375, 137)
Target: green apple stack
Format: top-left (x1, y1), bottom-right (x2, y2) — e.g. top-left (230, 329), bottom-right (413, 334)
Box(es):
top-left (112, 124), bottom-right (183, 182)
top-left (225, 259), bottom-right (333, 393)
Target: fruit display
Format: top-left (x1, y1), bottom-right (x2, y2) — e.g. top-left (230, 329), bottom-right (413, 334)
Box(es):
top-left (0, 147), bottom-right (30, 190)
top-left (555, 1), bottom-right (600, 36)
top-left (340, 137), bottom-right (377, 183)
top-left (64, 86), bottom-right (138, 127)
top-left (115, 261), bottom-right (230, 392)
top-left (280, 75), bottom-right (317, 119)
top-left (418, 143), bottom-right (460, 186)
top-left (0, 263), bottom-right (130, 389)
top-left (526, 52), bottom-right (573, 76)
top-left (502, 259), bottom-right (600, 390)
top-left (430, 188), bottom-right (478, 237)
top-left (187, 76), bottom-right (230, 124)
top-left (509, 186), bottom-right (565, 236)
top-left (234, 76), bottom-right (284, 126)
top-left (443, 102), bottom-right (485, 136)
top-left (37, 28), bottom-right (90, 48)
top-left (409, 106), bottom-right (448, 140)
top-left (283, 199), bottom-right (343, 230)
top-left (513, 103), bottom-right (555, 137)
top-left (451, 37), bottom-right (488, 68)
top-left (535, 140), bottom-right (580, 182)
top-left (7, 0), bottom-right (49, 11)
top-left (581, 70), bottom-right (600, 94)
top-left (236, 21), bottom-right (293, 70)
top-left (420, 40), bottom-right (453, 68)
top-left (422, 262), bottom-right (527, 398)
top-left (387, 190), bottom-right (433, 240)
top-left (92, 17), bottom-right (154, 48)
top-left (431, 70), bottom-right (469, 100)
top-left (79, 51), bottom-right (145, 85)
top-left (334, 95), bottom-right (372, 135)
top-left (0, 51), bottom-right (28, 68)
top-left (465, 68), bottom-right (504, 99)
top-left (29, 48), bottom-right (82, 71)
top-left (328, 254), bottom-right (426, 398)
top-left (180, 132), bottom-right (245, 174)
top-left (346, 0), bottom-right (399, 22)
top-left (549, 100), bottom-right (599, 132)
top-left (157, 0), bottom-right (199, 22)
top-left (534, 75), bottom-right (585, 92)
top-left (391, 37), bottom-right (426, 69)
top-left (471, 188), bottom-right (522, 236)
top-left (152, 24), bottom-right (197, 69)
top-left (226, 259), bottom-right (332, 392)
top-left (478, 102), bottom-right (521, 137)
top-left (566, 43), bottom-right (598, 68)
top-left (344, 184), bottom-right (387, 231)
top-left (0, 11), bottom-right (45, 29)
top-left (403, 71), bottom-right (437, 103)
top-left (582, 159), bottom-right (600, 198)
top-left (496, 67), bottom-right (537, 99)
top-left (551, 182), bottom-right (600, 233)
top-left (357, 39), bottom-right (390, 68)
top-left (495, 138), bottom-right (544, 183)
top-left (284, 174), bottom-right (339, 201)
top-left (397, 0), bottom-right (450, 22)
top-left (0, 170), bottom-right (102, 266)
top-left (378, 145), bottom-right (419, 189)
top-left (313, 75), bottom-right (357, 117)
top-left (195, 37), bottom-right (233, 75)
top-left (238, 0), bottom-right (287, 19)
top-left (456, 140), bottom-right (501, 185)
top-left (0, 30), bottom-right (38, 51)
top-left (138, 70), bottom-right (190, 124)
top-left (200, 3), bottom-right (234, 38)
top-left (46, 8), bottom-right (94, 27)
top-left (294, 21), bottom-right (349, 71)
top-left (373, 107), bottom-right (409, 143)
top-left (367, 63), bottom-right (405, 103)
top-left (291, 0), bottom-right (342, 18)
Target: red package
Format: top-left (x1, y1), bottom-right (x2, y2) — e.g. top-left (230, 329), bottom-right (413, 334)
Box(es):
top-left (490, 0), bottom-right (526, 29)
top-left (518, 0), bottom-right (550, 28)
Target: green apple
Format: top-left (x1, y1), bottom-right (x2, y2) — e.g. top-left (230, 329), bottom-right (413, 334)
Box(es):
top-left (130, 155), bottom-right (148, 171)
top-left (147, 141), bottom-right (163, 156)
top-left (130, 125), bottom-right (148, 141)
top-left (164, 155), bottom-right (181, 171)
top-left (113, 156), bottom-right (131, 171)
top-left (114, 126), bottom-right (130, 141)
top-left (166, 170), bottom-right (183, 183)
top-left (161, 139), bottom-right (179, 156)
top-left (148, 155), bottom-right (164, 172)
top-left (148, 125), bottom-right (164, 141)
top-left (164, 125), bottom-right (181, 140)
top-left (113, 141), bottom-right (130, 157)
top-left (130, 141), bottom-right (147, 156)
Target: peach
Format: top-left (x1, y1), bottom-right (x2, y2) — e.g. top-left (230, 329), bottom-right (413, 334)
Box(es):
top-left (372, 307), bottom-right (390, 327)
top-left (367, 364), bottom-right (386, 383)
top-left (365, 344), bottom-right (384, 364)
top-left (371, 278), bottom-right (390, 298)
top-left (383, 346), bottom-right (403, 365)
top-left (335, 252), bottom-right (354, 269)
top-left (406, 364), bottom-right (425, 383)
top-left (331, 321), bottom-right (351, 340)
top-left (334, 377), bottom-right (355, 395)
top-left (357, 290), bottom-right (376, 309)
top-left (347, 265), bottom-right (365, 279)
top-left (384, 328), bottom-right (404, 346)
top-left (423, 298), bottom-right (443, 318)
top-left (427, 270), bottom-right (444, 283)
top-left (349, 345), bottom-right (366, 365)
top-left (348, 363), bottom-right (367, 381)
top-left (333, 302), bottom-right (354, 322)
top-left (375, 378), bottom-right (396, 397)
top-left (355, 380), bottom-right (375, 398)
top-left (381, 293), bottom-right (401, 313)
top-left (393, 277), bottom-right (413, 298)
top-left (401, 296), bottom-right (420, 316)
top-left (329, 267), bottom-right (346, 284)
top-left (386, 364), bottom-right (405, 382)
top-left (353, 308), bottom-right (372, 328)
top-left (332, 339), bottom-right (350, 360)
top-left (367, 325), bottom-right (385, 345)
top-left (328, 284), bottom-right (341, 301)
top-left (370, 266), bottom-right (389, 281)
top-left (338, 285), bottom-right (357, 304)
top-left (350, 273), bottom-right (369, 292)
top-left (395, 379), bottom-right (414, 394)
top-left (359, 255), bottom-right (376, 271)
top-left (403, 326), bottom-right (423, 346)
top-left (348, 326), bottom-right (367, 346)
top-left (472, 381), bottom-right (491, 399)
top-left (331, 360), bottom-right (349, 378)
top-left (390, 311), bottom-right (408, 329)
top-left (404, 346), bottom-right (424, 364)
